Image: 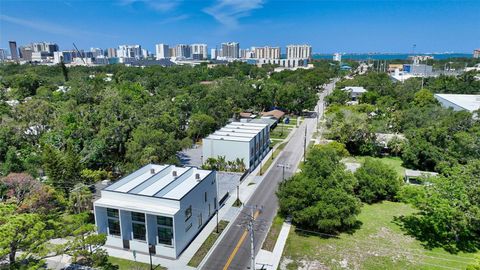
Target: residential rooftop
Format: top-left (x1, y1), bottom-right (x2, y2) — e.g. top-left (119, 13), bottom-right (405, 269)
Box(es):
top-left (104, 164), bottom-right (212, 200)
top-left (205, 121), bottom-right (268, 142)
top-left (342, 86), bottom-right (367, 93)
top-left (434, 94), bottom-right (480, 112)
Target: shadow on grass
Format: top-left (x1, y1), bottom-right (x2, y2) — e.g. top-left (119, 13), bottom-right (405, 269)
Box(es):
top-left (293, 220), bottom-right (363, 239)
top-left (393, 215), bottom-right (480, 254)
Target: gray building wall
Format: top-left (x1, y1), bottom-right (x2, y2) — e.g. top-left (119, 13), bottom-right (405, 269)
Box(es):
top-left (174, 171), bottom-right (217, 256)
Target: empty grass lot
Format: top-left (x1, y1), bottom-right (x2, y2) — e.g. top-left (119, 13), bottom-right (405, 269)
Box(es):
top-left (343, 156), bottom-right (406, 177)
top-left (280, 201), bottom-right (478, 270)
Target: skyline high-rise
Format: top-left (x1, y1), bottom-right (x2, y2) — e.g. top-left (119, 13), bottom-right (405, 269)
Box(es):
top-left (155, 43), bottom-right (169, 60)
top-left (191, 44), bottom-right (208, 60)
top-left (8, 41), bottom-right (18, 60)
top-left (117, 45), bottom-right (142, 59)
top-left (175, 44), bottom-right (191, 58)
top-left (253, 46), bottom-right (280, 59)
top-left (286, 44), bottom-right (312, 59)
top-left (221, 42), bottom-right (239, 59)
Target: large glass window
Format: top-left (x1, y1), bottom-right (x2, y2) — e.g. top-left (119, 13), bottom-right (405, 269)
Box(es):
top-left (157, 215), bottom-right (173, 246)
top-left (131, 212), bottom-right (146, 241)
top-left (108, 219), bottom-right (121, 236)
top-left (107, 208), bottom-right (119, 218)
top-left (132, 212), bottom-right (145, 222)
top-left (132, 223), bottom-right (146, 241)
top-left (158, 227), bottom-right (173, 245)
top-left (107, 208), bottom-right (120, 236)
top-left (157, 216), bottom-right (173, 227)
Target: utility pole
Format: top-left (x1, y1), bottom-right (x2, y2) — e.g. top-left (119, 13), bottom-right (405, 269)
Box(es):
top-left (249, 207), bottom-right (255, 270)
top-left (277, 163), bottom-right (290, 180)
top-left (237, 205), bottom-right (266, 270)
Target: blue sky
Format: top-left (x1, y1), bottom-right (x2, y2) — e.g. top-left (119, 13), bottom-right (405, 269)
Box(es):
top-left (1, 0), bottom-right (479, 53)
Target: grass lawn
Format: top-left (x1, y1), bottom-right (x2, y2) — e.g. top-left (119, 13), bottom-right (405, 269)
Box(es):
top-left (343, 156), bottom-right (406, 177)
top-left (108, 256), bottom-right (166, 270)
top-left (280, 201), bottom-right (478, 270)
top-left (262, 215), bottom-right (285, 251)
top-left (270, 127), bottom-right (292, 140)
top-left (188, 220), bottom-right (229, 267)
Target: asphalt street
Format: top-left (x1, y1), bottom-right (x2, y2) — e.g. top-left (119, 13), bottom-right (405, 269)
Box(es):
top-left (201, 80), bottom-right (336, 270)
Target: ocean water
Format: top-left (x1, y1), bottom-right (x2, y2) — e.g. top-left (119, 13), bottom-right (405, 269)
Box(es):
top-left (312, 53), bottom-right (473, 61)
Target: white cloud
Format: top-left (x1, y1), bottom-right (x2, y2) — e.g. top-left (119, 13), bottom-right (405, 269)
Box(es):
top-left (0, 14), bottom-right (117, 39)
top-left (0, 14), bottom-right (77, 37)
top-left (157, 14), bottom-right (190, 25)
top-left (204, 0), bottom-right (264, 28)
top-left (120, 0), bottom-right (181, 12)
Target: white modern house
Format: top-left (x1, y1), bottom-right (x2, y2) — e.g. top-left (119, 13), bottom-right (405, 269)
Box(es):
top-left (94, 164), bottom-right (218, 259)
top-left (202, 122), bottom-right (270, 171)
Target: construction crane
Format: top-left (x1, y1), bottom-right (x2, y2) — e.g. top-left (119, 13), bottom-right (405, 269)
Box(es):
top-left (72, 42), bottom-right (87, 65)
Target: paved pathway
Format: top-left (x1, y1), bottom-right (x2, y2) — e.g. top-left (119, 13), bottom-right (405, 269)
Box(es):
top-left (256, 221), bottom-right (292, 270)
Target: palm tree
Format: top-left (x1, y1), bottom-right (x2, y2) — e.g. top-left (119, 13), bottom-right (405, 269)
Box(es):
top-left (69, 184), bottom-right (93, 214)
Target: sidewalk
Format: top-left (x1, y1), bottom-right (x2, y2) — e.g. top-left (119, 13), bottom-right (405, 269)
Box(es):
top-left (256, 221), bottom-right (292, 270)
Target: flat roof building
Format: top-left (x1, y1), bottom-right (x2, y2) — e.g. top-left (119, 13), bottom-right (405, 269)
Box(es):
top-left (434, 94), bottom-right (480, 118)
top-left (203, 122), bottom-right (269, 171)
top-left (94, 164), bottom-right (218, 259)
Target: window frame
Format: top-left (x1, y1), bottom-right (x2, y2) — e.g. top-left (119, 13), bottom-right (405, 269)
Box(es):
top-left (185, 206), bottom-right (192, 222)
top-left (106, 208), bottom-right (121, 237)
top-left (156, 215), bottom-right (174, 246)
top-left (131, 212), bottom-right (146, 241)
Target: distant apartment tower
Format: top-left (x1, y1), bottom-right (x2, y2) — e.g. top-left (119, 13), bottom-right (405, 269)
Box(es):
top-left (107, 48), bottom-right (117, 58)
top-left (253, 46), bottom-right (280, 59)
top-left (117, 45), bottom-right (142, 59)
top-left (191, 44), bottom-right (208, 60)
top-left (169, 47), bottom-right (177, 58)
top-left (333, 53), bottom-right (342, 62)
top-left (31, 42), bottom-right (59, 55)
top-left (286, 44), bottom-right (312, 59)
top-left (176, 44), bottom-right (191, 58)
top-left (19, 46), bottom-right (33, 61)
top-left (90, 48), bottom-right (103, 57)
top-left (474, 49), bottom-right (480, 59)
top-left (210, 48), bottom-right (217, 60)
top-left (53, 51), bottom-right (75, 64)
top-left (0, 49), bottom-right (6, 62)
top-left (240, 49), bottom-right (255, 59)
top-left (9, 41), bottom-right (18, 60)
top-left (155, 44), bottom-right (169, 60)
top-left (221, 42), bottom-right (240, 59)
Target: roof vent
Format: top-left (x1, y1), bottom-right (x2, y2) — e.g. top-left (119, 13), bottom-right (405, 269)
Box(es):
top-left (172, 171), bottom-right (177, 177)
top-left (195, 173), bottom-right (201, 180)
top-left (150, 168), bottom-right (155, 174)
